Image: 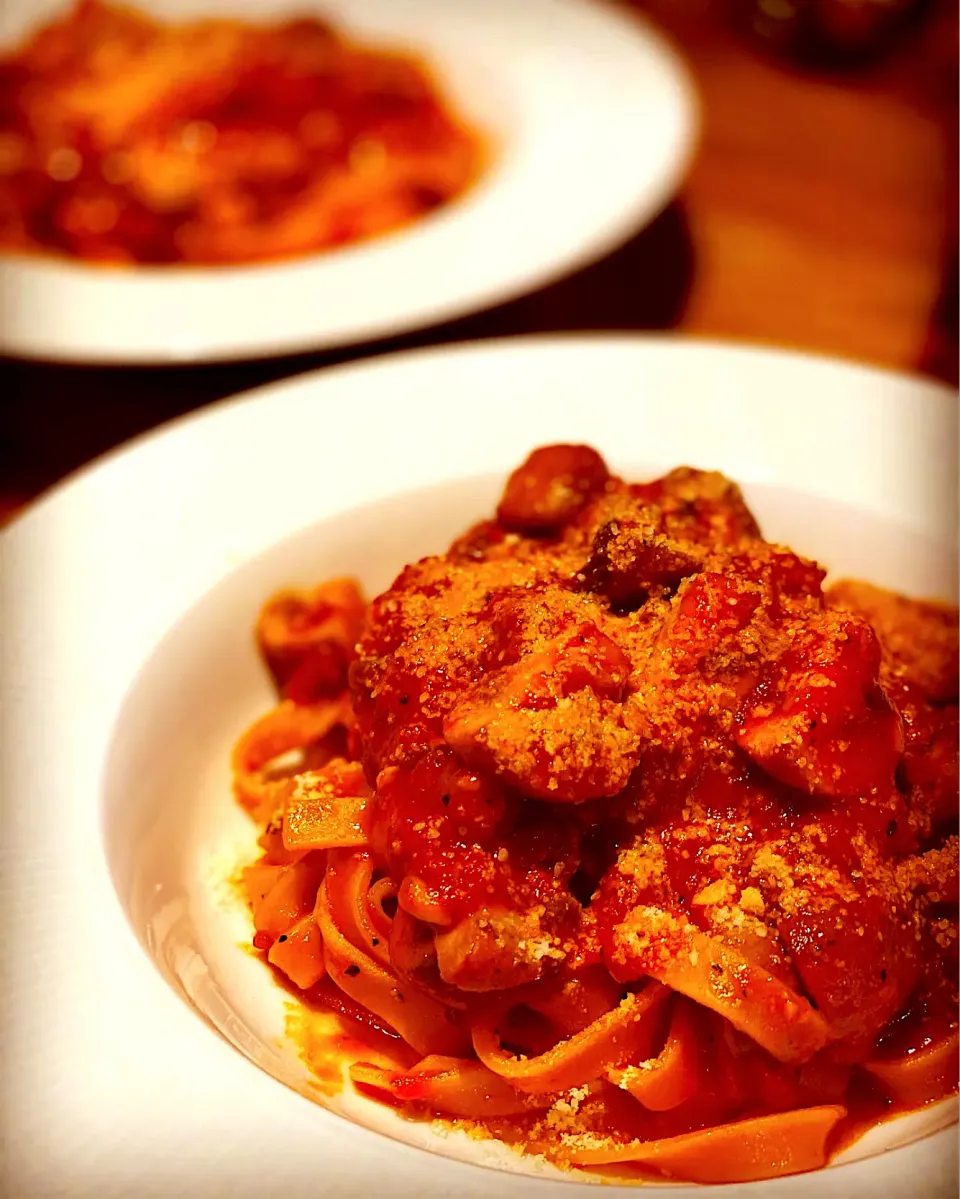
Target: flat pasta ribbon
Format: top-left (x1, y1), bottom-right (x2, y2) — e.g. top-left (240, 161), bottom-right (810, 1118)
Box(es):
top-left (232, 697), bottom-right (350, 817)
top-left (282, 763), bottom-right (370, 852)
top-left (245, 854), bottom-right (326, 939)
top-left (863, 1029), bottom-right (960, 1106)
top-left (613, 907), bottom-right (829, 1063)
top-left (605, 996), bottom-right (701, 1111)
top-left (315, 879), bottom-right (470, 1058)
top-left (324, 848), bottom-right (393, 968)
top-left (558, 1104), bottom-right (847, 1181)
top-left (350, 1055), bottom-right (553, 1118)
top-left (472, 982), bottom-right (670, 1094)
top-left (267, 912), bottom-right (326, 990)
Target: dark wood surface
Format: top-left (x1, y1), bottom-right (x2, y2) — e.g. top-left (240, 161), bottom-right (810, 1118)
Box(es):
top-left (1, 0), bottom-right (956, 525)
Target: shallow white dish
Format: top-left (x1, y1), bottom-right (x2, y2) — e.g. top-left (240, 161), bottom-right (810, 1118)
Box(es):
top-left (2, 335), bottom-right (958, 1198)
top-left (0, 0), bottom-right (695, 364)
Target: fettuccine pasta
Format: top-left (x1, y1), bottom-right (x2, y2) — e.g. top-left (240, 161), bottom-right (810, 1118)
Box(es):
top-left (232, 445), bottom-right (958, 1183)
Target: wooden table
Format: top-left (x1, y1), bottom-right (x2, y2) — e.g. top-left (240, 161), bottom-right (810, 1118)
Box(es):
top-left (1, 0), bottom-right (956, 524)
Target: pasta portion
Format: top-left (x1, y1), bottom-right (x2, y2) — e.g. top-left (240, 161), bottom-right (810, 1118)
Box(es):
top-left (0, 1), bottom-right (484, 265)
top-left (233, 446), bottom-right (958, 1183)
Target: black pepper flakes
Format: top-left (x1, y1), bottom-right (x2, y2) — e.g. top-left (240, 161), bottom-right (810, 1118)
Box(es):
top-left (344, 964), bottom-right (360, 977)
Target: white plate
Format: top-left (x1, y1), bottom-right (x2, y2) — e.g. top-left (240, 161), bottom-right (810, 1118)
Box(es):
top-left (0, 0), bottom-right (695, 364)
top-left (1, 335), bottom-right (957, 1198)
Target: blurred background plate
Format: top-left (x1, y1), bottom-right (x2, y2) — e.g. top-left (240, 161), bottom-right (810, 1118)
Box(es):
top-left (0, 0), bottom-right (696, 364)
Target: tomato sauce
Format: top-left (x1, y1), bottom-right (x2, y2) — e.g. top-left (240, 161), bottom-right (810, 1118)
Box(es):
top-left (0, 1), bottom-right (484, 266)
top-left (233, 446), bottom-right (958, 1181)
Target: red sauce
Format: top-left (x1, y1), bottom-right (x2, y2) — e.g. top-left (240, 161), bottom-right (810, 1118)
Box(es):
top-left (0, 1), bottom-right (484, 266)
top-left (234, 447), bottom-right (958, 1181)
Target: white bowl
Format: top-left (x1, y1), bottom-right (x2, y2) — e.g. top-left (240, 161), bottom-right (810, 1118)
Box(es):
top-left (0, 0), bottom-right (695, 363)
top-left (2, 335), bottom-right (957, 1197)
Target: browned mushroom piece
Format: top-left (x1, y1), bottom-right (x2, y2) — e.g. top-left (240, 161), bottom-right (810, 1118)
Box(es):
top-left (577, 517), bottom-right (706, 605)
